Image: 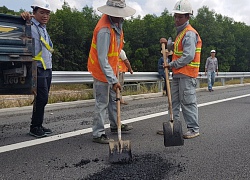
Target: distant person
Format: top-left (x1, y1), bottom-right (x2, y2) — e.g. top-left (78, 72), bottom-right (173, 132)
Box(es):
top-left (205, 50), bottom-right (218, 92)
top-left (119, 49), bottom-right (133, 105)
top-left (87, 0), bottom-right (135, 144)
top-left (160, 0), bottom-right (202, 139)
top-left (158, 49), bottom-right (172, 96)
top-left (21, 0), bottom-right (53, 138)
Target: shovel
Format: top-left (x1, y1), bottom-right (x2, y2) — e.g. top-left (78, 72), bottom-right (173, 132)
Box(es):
top-left (109, 69), bottom-right (132, 163)
top-left (161, 43), bottom-right (184, 147)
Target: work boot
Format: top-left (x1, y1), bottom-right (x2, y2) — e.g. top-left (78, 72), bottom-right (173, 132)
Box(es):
top-left (41, 126), bottom-right (52, 134)
top-left (110, 124), bottom-right (133, 133)
top-left (29, 126), bottom-right (47, 138)
top-left (183, 130), bottom-right (200, 139)
top-left (92, 134), bottom-right (114, 144)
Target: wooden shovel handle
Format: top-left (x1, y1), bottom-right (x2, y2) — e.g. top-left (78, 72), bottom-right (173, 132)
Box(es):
top-left (116, 67), bottom-right (122, 141)
top-left (161, 43), bottom-right (174, 121)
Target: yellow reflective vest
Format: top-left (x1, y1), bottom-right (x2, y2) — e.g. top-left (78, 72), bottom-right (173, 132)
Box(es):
top-left (32, 23), bottom-right (53, 70)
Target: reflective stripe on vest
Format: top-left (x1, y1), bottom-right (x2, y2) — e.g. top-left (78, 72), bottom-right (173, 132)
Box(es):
top-left (33, 36), bottom-right (53, 70)
top-left (174, 28), bottom-right (188, 56)
top-left (40, 36), bottom-right (54, 53)
top-left (89, 29), bottom-right (118, 60)
top-left (90, 29), bottom-right (118, 58)
top-left (107, 29), bottom-right (119, 57)
top-left (119, 58), bottom-right (128, 72)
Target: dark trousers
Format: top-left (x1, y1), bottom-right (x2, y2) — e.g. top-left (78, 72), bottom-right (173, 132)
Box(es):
top-left (31, 67), bottom-right (52, 128)
top-left (160, 74), bottom-right (167, 91)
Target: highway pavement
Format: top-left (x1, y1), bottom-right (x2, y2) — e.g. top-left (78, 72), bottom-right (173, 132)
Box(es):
top-left (0, 84), bottom-right (250, 179)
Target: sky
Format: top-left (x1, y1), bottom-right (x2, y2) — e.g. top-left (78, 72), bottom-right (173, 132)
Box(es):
top-left (1, 0), bottom-right (250, 25)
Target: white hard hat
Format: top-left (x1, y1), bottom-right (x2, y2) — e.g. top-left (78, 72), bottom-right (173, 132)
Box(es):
top-left (31, 0), bottom-right (51, 11)
top-left (211, 50), bottom-right (216, 53)
top-left (172, 0), bottom-right (193, 15)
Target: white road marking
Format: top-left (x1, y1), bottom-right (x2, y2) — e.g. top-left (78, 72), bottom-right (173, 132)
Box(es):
top-left (197, 94), bottom-right (250, 107)
top-left (0, 94), bottom-right (250, 154)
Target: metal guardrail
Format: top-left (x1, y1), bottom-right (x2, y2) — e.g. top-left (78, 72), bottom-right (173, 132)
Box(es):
top-left (1, 71), bottom-right (250, 107)
top-left (52, 71), bottom-right (162, 84)
top-left (52, 71), bottom-right (250, 88)
top-left (196, 72), bottom-right (250, 87)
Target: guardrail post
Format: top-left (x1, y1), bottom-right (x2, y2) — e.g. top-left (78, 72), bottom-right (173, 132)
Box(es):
top-left (240, 77), bottom-right (244, 84)
top-left (221, 78), bottom-right (225, 86)
top-left (137, 83), bottom-right (140, 91)
top-left (196, 79), bottom-right (200, 88)
top-left (158, 80), bottom-right (162, 92)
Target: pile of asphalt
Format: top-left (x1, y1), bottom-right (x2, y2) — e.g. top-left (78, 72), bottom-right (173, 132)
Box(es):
top-left (84, 153), bottom-right (185, 180)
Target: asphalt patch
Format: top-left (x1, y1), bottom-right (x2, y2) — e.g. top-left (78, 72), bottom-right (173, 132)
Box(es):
top-left (84, 153), bottom-right (185, 180)
top-left (74, 159), bottom-right (91, 167)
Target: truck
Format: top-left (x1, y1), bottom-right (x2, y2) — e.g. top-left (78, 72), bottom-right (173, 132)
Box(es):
top-left (0, 13), bottom-right (36, 95)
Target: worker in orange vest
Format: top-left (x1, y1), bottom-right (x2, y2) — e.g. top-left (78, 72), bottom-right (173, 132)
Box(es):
top-left (118, 49), bottom-right (133, 105)
top-left (87, 0), bottom-right (136, 144)
top-left (159, 0), bottom-right (202, 139)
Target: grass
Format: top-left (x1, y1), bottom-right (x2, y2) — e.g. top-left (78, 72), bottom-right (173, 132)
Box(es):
top-left (0, 83), bottom-right (158, 109)
top-left (48, 84), bottom-right (94, 104)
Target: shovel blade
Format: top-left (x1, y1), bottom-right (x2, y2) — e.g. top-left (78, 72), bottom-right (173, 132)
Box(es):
top-left (109, 140), bottom-right (132, 163)
top-left (163, 120), bottom-right (184, 147)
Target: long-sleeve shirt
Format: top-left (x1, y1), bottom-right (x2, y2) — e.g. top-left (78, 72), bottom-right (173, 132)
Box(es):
top-left (158, 57), bottom-right (170, 77)
top-left (96, 16), bottom-right (123, 84)
top-left (169, 21), bottom-right (198, 78)
top-left (31, 18), bottom-right (53, 69)
top-left (119, 49), bottom-right (127, 61)
top-left (205, 57), bottom-right (218, 72)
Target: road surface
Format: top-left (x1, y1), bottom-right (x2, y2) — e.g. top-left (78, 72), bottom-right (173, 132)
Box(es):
top-left (0, 85), bottom-right (250, 179)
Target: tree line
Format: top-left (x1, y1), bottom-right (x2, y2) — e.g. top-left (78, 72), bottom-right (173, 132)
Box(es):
top-left (1, 2), bottom-right (250, 72)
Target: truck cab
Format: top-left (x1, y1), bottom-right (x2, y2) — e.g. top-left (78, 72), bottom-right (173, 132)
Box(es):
top-left (0, 13), bottom-right (36, 95)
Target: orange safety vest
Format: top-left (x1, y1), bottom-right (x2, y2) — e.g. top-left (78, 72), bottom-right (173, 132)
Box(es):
top-left (118, 58), bottom-right (128, 73)
top-left (87, 14), bottom-right (124, 82)
top-left (172, 24), bottom-right (202, 78)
